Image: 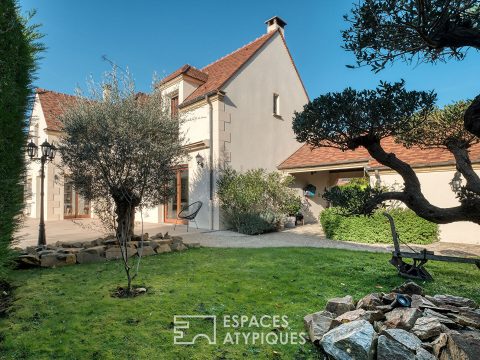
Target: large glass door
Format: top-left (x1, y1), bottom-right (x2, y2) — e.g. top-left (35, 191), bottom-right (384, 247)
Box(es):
top-left (64, 179), bottom-right (91, 219)
top-left (164, 167), bottom-right (188, 223)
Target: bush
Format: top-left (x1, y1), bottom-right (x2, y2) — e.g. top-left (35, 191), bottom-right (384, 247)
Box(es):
top-left (217, 168), bottom-right (301, 235)
top-left (0, 1), bottom-right (43, 279)
top-left (320, 207), bottom-right (439, 244)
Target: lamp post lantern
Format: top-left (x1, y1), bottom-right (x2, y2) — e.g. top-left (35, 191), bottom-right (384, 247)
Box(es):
top-left (26, 139), bottom-right (57, 247)
top-left (449, 171), bottom-right (463, 193)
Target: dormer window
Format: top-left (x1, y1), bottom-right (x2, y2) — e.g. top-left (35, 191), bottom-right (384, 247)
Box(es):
top-left (171, 95), bottom-right (179, 118)
top-left (273, 93), bottom-right (280, 117)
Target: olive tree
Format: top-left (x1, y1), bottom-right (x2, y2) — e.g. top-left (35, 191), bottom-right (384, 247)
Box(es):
top-left (342, 0), bottom-right (480, 136)
top-left (293, 81), bottom-right (480, 224)
top-left (59, 69), bottom-right (185, 293)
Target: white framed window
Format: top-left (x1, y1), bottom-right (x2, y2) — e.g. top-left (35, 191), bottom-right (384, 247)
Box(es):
top-left (273, 93), bottom-right (280, 117)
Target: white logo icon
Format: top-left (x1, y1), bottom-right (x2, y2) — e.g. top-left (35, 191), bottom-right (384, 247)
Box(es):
top-left (173, 315), bottom-right (217, 345)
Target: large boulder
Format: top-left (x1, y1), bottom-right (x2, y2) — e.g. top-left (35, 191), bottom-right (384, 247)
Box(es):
top-left (40, 253), bottom-right (76, 267)
top-left (137, 246), bottom-right (156, 257)
top-left (17, 254), bottom-right (40, 268)
top-left (384, 308), bottom-right (422, 330)
top-left (377, 328), bottom-right (426, 360)
top-left (411, 294), bottom-right (437, 309)
top-left (325, 295), bottom-right (356, 316)
top-left (320, 320), bottom-right (377, 360)
top-left (76, 246), bottom-right (106, 264)
top-left (303, 310), bottom-right (337, 343)
top-left (170, 240), bottom-right (187, 252)
top-left (155, 244), bottom-right (172, 254)
top-left (412, 316), bottom-right (447, 340)
top-left (105, 245), bottom-right (136, 260)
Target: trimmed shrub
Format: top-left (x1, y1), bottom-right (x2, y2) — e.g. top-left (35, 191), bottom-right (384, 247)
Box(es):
top-left (217, 168), bottom-right (301, 235)
top-left (320, 207), bottom-right (439, 244)
top-left (0, 1), bottom-right (43, 279)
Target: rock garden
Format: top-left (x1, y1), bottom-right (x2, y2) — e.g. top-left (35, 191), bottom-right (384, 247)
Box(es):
top-left (15, 233), bottom-right (199, 268)
top-left (304, 281), bottom-right (479, 360)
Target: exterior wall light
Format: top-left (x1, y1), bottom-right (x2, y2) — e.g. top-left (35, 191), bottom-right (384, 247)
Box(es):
top-left (449, 171), bottom-right (462, 193)
top-left (196, 153), bottom-right (204, 168)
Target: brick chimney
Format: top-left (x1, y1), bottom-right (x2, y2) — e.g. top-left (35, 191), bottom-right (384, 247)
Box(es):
top-left (265, 16), bottom-right (286, 36)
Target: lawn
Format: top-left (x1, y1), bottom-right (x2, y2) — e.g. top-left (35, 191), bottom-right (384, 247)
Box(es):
top-left (0, 248), bottom-right (479, 360)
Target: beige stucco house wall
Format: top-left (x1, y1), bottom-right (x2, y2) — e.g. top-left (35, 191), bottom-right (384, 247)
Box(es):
top-left (27, 17), bottom-right (308, 232)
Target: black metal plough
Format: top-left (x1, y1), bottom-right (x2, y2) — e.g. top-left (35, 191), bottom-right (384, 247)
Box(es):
top-left (383, 212), bottom-right (480, 280)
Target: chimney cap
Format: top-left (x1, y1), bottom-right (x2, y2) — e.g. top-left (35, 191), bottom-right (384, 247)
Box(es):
top-left (265, 16), bottom-right (287, 28)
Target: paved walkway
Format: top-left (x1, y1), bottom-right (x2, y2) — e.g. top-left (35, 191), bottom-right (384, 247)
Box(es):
top-left (17, 219), bottom-right (480, 257)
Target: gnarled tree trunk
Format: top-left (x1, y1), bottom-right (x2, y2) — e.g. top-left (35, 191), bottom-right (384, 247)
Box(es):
top-left (465, 95), bottom-right (480, 137)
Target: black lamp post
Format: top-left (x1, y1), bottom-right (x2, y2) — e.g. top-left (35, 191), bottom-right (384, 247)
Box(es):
top-left (27, 139), bottom-right (57, 247)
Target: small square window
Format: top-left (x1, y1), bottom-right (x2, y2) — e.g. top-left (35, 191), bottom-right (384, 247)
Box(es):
top-left (273, 93), bottom-right (280, 116)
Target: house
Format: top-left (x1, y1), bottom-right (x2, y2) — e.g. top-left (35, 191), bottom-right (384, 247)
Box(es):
top-left (278, 137), bottom-right (480, 244)
top-left (26, 16), bottom-right (309, 230)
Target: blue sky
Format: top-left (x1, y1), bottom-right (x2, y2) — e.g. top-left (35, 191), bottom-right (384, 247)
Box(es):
top-left (19, 0), bottom-right (480, 106)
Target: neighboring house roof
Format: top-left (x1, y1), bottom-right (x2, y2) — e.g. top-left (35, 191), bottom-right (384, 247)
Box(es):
top-left (159, 64), bottom-right (208, 85)
top-left (278, 137), bottom-right (480, 171)
top-left (35, 88), bottom-right (78, 131)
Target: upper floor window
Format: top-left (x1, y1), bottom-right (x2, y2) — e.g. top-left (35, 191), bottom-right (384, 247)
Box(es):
top-left (171, 95), bottom-right (179, 118)
top-left (273, 93), bottom-right (280, 117)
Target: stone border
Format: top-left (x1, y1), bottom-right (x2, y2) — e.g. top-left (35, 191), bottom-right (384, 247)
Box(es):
top-left (16, 233), bottom-right (200, 268)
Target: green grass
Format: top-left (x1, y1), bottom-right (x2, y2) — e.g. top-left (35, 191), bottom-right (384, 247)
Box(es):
top-left (0, 248), bottom-right (479, 360)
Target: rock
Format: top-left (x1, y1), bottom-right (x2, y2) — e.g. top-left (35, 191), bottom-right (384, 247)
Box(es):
top-left (103, 239), bottom-right (118, 246)
top-left (137, 246), bottom-right (156, 257)
top-left (82, 246), bottom-right (106, 255)
top-left (170, 241), bottom-right (187, 252)
top-left (82, 239), bottom-right (100, 248)
top-left (384, 307), bottom-right (422, 330)
top-left (105, 245), bottom-right (137, 260)
top-left (136, 287), bottom-right (147, 294)
top-left (377, 328), bottom-right (423, 360)
top-left (25, 246), bottom-right (37, 255)
top-left (320, 320), bottom-right (377, 360)
top-left (131, 241), bottom-right (151, 248)
top-left (304, 310), bottom-right (337, 343)
top-left (155, 244), bottom-right (172, 254)
top-left (152, 239), bottom-right (173, 246)
top-left (37, 250), bottom-right (56, 257)
top-left (432, 294), bottom-right (477, 309)
top-left (382, 292), bottom-right (397, 304)
top-left (57, 248), bottom-right (81, 254)
top-left (423, 308), bottom-right (458, 327)
top-left (69, 241), bottom-right (85, 248)
top-left (171, 236), bottom-right (183, 242)
top-left (76, 251), bottom-right (106, 264)
top-left (151, 232), bottom-right (163, 240)
top-left (432, 333), bottom-right (448, 358)
top-left (325, 295), bottom-right (356, 316)
top-left (440, 331), bottom-right (480, 360)
top-left (449, 309), bottom-right (480, 329)
top-left (412, 316), bottom-right (447, 340)
top-left (163, 232), bottom-right (171, 239)
top-left (40, 253), bottom-right (76, 267)
top-left (415, 347), bottom-right (436, 360)
top-left (357, 293), bottom-right (383, 310)
top-left (17, 254), bottom-right (40, 267)
top-left (185, 242), bottom-right (201, 249)
top-left (392, 282), bottom-right (425, 296)
top-left (335, 309), bottom-right (384, 324)
top-left (411, 294), bottom-right (437, 309)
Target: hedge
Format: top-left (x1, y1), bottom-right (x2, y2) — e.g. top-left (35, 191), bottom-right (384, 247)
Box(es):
top-left (320, 208), bottom-right (439, 244)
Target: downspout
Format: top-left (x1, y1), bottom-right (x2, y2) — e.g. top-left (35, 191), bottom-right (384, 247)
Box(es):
top-left (205, 94), bottom-right (214, 230)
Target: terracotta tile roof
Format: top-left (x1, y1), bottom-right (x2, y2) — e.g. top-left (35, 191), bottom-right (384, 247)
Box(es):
top-left (178, 30), bottom-right (278, 108)
top-left (159, 64), bottom-right (208, 86)
top-left (278, 137), bottom-right (480, 170)
top-left (36, 88), bottom-right (78, 131)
